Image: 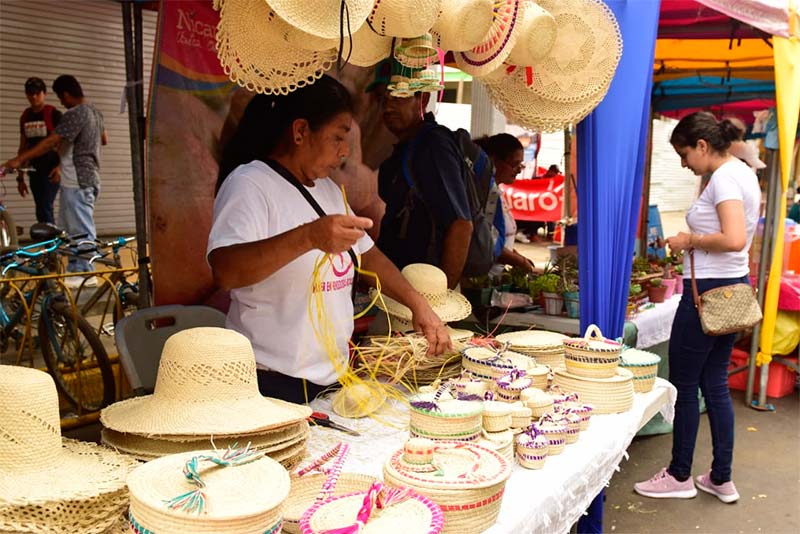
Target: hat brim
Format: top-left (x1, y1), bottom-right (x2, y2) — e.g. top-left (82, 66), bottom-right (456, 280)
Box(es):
top-left (266, 0), bottom-right (374, 40)
top-left (454, 0), bottom-right (524, 77)
top-left (372, 289), bottom-right (472, 323)
top-left (100, 395), bottom-right (311, 437)
top-left (0, 438), bottom-right (134, 506)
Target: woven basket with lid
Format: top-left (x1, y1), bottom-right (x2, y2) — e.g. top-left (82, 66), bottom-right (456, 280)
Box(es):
top-left (618, 348), bottom-right (661, 393)
top-left (520, 388), bottom-right (555, 418)
top-left (562, 324), bottom-right (622, 378)
top-left (409, 393), bottom-right (484, 442)
top-left (515, 428), bottom-right (549, 470)
top-left (534, 416), bottom-right (567, 456)
top-left (461, 347), bottom-right (533, 381)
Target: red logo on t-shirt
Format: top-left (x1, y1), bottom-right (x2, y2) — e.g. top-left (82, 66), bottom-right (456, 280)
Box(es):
top-left (330, 253), bottom-right (353, 277)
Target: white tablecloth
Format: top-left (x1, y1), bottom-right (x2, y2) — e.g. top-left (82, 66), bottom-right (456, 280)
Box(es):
top-left (307, 378), bottom-right (676, 534)
top-left (630, 294), bottom-right (682, 348)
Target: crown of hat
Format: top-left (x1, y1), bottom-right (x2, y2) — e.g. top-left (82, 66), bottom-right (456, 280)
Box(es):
top-left (152, 328), bottom-right (260, 402)
top-left (400, 264), bottom-right (449, 302)
top-left (0, 366), bottom-right (63, 473)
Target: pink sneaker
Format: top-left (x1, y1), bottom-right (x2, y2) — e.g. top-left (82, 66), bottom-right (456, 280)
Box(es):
top-left (634, 468), bottom-right (697, 499)
top-left (695, 472), bottom-right (739, 503)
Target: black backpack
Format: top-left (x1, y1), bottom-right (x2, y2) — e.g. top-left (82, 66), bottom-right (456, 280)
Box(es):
top-left (402, 125), bottom-right (499, 277)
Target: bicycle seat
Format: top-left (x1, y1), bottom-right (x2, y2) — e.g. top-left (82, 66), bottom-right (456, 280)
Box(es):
top-left (30, 222), bottom-right (62, 242)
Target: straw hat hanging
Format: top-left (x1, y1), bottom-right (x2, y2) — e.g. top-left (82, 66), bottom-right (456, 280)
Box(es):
top-left (507, 0), bottom-right (557, 66)
top-left (100, 327), bottom-right (311, 436)
top-left (264, 0), bottom-right (374, 39)
top-left (216, 0), bottom-right (337, 95)
top-left (344, 24), bottom-right (394, 67)
top-left (367, 0), bottom-right (444, 38)
top-left (454, 0), bottom-right (524, 77)
top-left (0, 366), bottom-right (137, 534)
top-left (431, 0), bottom-right (495, 52)
top-left (523, 0), bottom-right (622, 103)
top-left (372, 264), bottom-right (471, 323)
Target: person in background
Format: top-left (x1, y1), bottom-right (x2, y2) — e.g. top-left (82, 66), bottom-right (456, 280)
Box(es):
top-left (208, 75), bottom-right (450, 404)
top-left (377, 81), bottom-right (472, 289)
top-left (543, 164), bottom-right (561, 178)
top-left (788, 186), bottom-right (800, 224)
top-left (634, 112), bottom-right (760, 504)
top-left (16, 77), bottom-right (62, 224)
top-left (473, 134), bottom-right (537, 275)
top-left (4, 75), bottom-right (107, 287)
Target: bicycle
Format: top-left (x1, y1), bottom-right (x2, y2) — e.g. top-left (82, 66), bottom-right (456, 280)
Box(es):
top-left (0, 166), bottom-right (28, 248)
top-left (0, 223), bottom-right (115, 413)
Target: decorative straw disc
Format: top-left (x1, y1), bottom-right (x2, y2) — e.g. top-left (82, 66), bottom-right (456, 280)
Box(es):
top-left (264, 0), bottom-right (374, 39)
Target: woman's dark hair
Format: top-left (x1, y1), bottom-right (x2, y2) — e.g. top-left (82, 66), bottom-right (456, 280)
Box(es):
top-left (670, 111), bottom-right (743, 152)
top-left (473, 133), bottom-right (524, 161)
top-left (216, 75), bottom-right (353, 192)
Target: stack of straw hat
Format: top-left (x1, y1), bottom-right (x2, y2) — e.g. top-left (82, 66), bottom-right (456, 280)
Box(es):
top-left (479, 0), bottom-right (623, 133)
top-left (126, 446), bottom-right (290, 533)
top-left (283, 443), bottom-right (377, 534)
top-left (495, 330), bottom-right (569, 369)
top-left (100, 328), bottom-right (312, 469)
top-left (299, 480), bottom-right (444, 534)
top-left (383, 438), bottom-right (512, 534)
top-left (0, 366), bottom-right (137, 533)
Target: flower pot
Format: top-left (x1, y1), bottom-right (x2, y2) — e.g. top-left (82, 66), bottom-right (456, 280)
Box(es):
top-left (661, 278), bottom-right (677, 300)
top-left (562, 291), bottom-right (579, 318)
top-left (542, 292), bottom-right (563, 315)
top-left (647, 285), bottom-right (668, 304)
top-left (674, 274), bottom-right (683, 294)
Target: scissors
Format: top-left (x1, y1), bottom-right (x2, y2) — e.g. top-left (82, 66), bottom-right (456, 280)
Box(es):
top-left (308, 412), bottom-right (360, 436)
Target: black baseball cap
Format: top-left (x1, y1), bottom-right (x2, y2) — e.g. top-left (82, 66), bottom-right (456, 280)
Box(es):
top-left (24, 77), bottom-right (47, 94)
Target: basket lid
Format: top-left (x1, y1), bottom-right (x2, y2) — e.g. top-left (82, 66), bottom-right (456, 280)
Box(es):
top-left (384, 441), bottom-right (511, 490)
top-left (520, 388), bottom-right (553, 407)
top-left (482, 400), bottom-right (513, 417)
top-left (554, 367), bottom-right (634, 384)
top-left (495, 330), bottom-right (567, 349)
top-left (409, 393), bottom-right (484, 418)
top-left (619, 348), bottom-right (661, 366)
top-left (563, 324), bottom-right (622, 352)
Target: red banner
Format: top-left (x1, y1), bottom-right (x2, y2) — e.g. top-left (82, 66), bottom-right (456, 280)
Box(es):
top-left (500, 176), bottom-right (564, 222)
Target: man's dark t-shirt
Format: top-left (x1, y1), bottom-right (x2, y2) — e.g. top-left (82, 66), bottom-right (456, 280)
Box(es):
top-left (20, 105), bottom-right (62, 176)
top-left (377, 115), bottom-right (471, 270)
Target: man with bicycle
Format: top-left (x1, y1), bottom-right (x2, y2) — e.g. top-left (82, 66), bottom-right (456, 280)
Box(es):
top-left (4, 75), bottom-right (107, 287)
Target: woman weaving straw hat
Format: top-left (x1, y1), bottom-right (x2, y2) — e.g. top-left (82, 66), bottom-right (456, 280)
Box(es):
top-left (208, 75), bottom-right (451, 405)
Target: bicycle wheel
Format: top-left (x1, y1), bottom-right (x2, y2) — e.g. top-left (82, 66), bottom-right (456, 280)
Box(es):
top-left (0, 208), bottom-right (18, 248)
top-left (39, 297), bottom-right (115, 412)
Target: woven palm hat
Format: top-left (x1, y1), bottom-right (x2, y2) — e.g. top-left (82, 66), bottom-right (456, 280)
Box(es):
top-left (394, 34), bottom-right (439, 69)
top-left (216, 0), bottom-right (337, 95)
top-left (264, 0), bottom-right (374, 40)
top-left (454, 0), bottom-right (523, 77)
top-left (523, 0), bottom-right (622, 104)
top-left (507, 0), bottom-right (557, 66)
top-left (345, 24), bottom-right (393, 67)
top-left (373, 264), bottom-right (471, 322)
top-left (100, 327), bottom-right (311, 437)
top-left (0, 366), bottom-right (136, 534)
top-left (127, 448), bottom-right (290, 534)
top-left (368, 0), bottom-right (443, 38)
top-left (431, 0), bottom-right (494, 52)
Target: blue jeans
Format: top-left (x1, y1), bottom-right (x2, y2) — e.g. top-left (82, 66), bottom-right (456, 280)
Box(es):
top-left (58, 185), bottom-right (98, 273)
top-left (668, 275), bottom-right (750, 483)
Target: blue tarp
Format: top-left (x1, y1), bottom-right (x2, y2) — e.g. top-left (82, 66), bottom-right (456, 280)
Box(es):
top-left (652, 75), bottom-right (776, 111)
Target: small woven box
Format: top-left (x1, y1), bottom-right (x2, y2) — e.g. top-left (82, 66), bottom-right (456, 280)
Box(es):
top-left (495, 370), bottom-right (533, 402)
top-left (618, 348), bottom-right (661, 393)
top-left (564, 402), bottom-right (594, 431)
top-left (535, 416), bottom-right (567, 456)
top-left (482, 401), bottom-right (513, 432)
top-left (515, 428), bottom-right (549, 470)
top-left (520, 388), bottom-right (555, 418)
top-left (510, 405), bottom-right (532, 430)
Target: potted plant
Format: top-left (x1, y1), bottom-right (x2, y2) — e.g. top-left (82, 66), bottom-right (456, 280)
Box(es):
top-left (537, 274), bottom-right (563, 315)
top-left (661, 266), bottom-right (677, 300)
top-left (647, 277), bottom-right (667, 303)
top-left (561, 279), bottom-right (579, 318)
top-left (673, 264), bottom-right (684, 294)
top-left (627, 283), bottom-right (642, 319)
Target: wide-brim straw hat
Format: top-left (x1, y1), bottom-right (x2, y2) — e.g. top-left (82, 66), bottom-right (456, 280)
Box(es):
top-left (100, 327), bottom-right (311, 436)
top-left (216, 0), bottom-right (337, 95)
top-left (265, 0), bottom-right (374, 39)
top-left (127, 449), bottom-right (290, 534)
top-left (432, 0), bottom-right (495, 52)
top-left (0, 366), bottom-right (137, 534)
top-left (522, 0), bottom-right (622, 104)
top-left (368, 0), bottom-right (444, 38)
top-left (495, 329), bottom-right (568, 350)
top-left (344, 24), bottom-right (393, 67)
top-left (507, 0), bottom-right (557, 66)
top-left (552, 367), bottom-right (635, 414)
top-left (454, 0), bottom-right (524, 77)
top-left (299, 483), bottom-right (444, 534)
top-left (373, 264), bottom-right (471, 322)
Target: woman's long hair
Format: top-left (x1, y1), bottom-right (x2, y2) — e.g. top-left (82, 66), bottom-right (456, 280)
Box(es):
top-left (670, 111), bottom-right (744, 152)
top-left (216, 75), bottom-right (353, 193)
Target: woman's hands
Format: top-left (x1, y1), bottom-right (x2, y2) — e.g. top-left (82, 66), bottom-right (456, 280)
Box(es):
top-left (409, 296), bottom-right (452, 356)
top-left (666, 232), bottom-right (692, 253)
top-left (307, 214), bottom-right (373, 254)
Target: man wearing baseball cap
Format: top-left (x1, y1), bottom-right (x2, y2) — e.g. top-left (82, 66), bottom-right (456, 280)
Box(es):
top-left (16, 77), bottom-right (62, 224)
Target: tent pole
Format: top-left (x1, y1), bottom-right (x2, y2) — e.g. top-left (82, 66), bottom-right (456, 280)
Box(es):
top-left (638, 107), bottom-right (654, 256)
top-left (746, 149), bottom-right (779, 406)
top-left (121, 0), bottom-right (151, 309)
top-left (563, 127), bottom-right (572, 224)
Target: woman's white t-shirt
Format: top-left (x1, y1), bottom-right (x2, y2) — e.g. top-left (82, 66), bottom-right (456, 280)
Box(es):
top-left (684, 158), bottom-right (761, 279)
top-left (207, 161), bottom-right (374, 385)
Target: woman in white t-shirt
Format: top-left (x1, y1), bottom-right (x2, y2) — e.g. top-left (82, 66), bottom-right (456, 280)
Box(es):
top-left (207, 76), bottom-right (450, 404)
top-left (473, 134), bottom-right (537, 277)
top-left (635, 112), bottom-right (760, 504)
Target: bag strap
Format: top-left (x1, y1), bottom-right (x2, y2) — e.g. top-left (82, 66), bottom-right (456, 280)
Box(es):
top-left (266, 159), bottom-right (359, 298)
top-left (689, 249), bottom-right (703, 313)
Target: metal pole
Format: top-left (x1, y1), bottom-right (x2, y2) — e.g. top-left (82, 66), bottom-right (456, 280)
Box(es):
top-left (121, 1), bottom-right (151, 309)
top-left (562, 127), bottom-right (571, 220)
top-left (746, 149), bottom-right (779, 407)
top-left (638, 108), bottom-right (655, 257)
